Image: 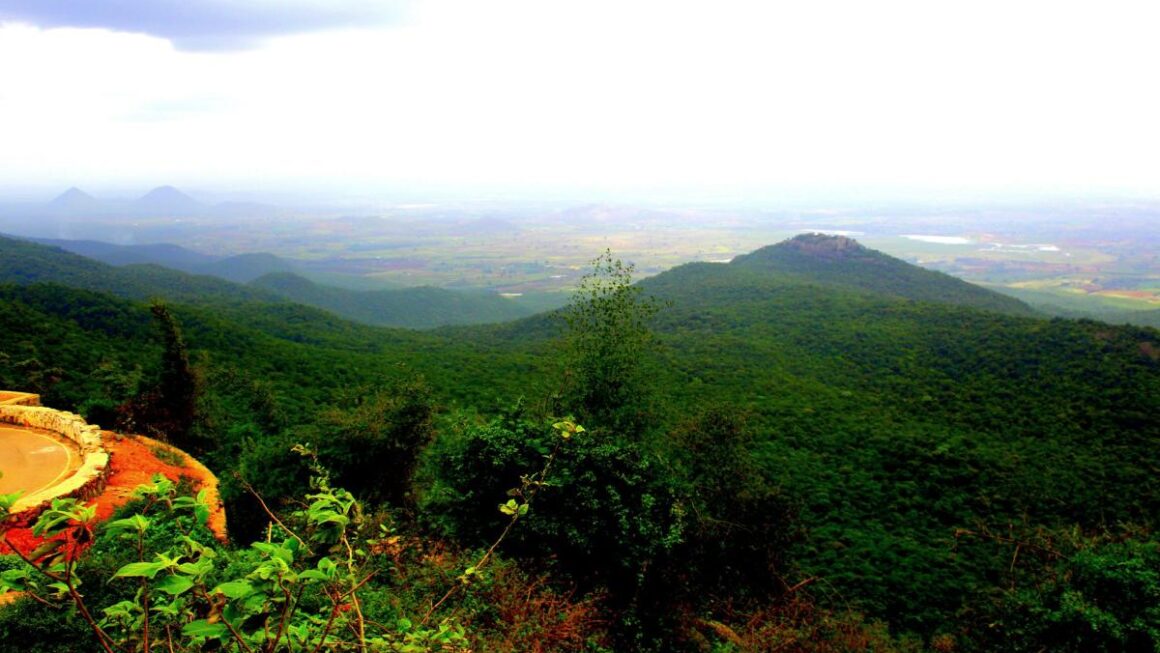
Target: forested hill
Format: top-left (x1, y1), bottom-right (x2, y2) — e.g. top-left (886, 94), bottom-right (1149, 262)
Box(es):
top-left (729, 233), bottom-right (1036, 315)
top-left (28, 237), bottom-right (218, 271)
top-left (1, 235), bottom-right (1158, 650)
top-left (30, 237), bottom-right (300, 283)
top-left (0, 235), bottom-right (536, 329)
top-left (251, 272), bottom-right (535, 328)
top-left (0, 234), bottom-right (280, 305)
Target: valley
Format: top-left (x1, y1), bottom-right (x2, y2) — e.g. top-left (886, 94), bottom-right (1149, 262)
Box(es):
top-left (1, 230), bottom-right (1156, 651)
top-left (3, 190), bottom-right (1157, 326)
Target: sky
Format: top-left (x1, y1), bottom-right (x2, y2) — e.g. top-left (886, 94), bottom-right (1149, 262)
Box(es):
top-left (1, 0), bottom-right (1159, 201)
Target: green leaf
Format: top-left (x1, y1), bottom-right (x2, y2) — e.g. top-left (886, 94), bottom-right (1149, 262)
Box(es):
top-left (46, 581), bottom-right (70, 598)
top-left (212, 580), bottom-right (254, 599)
top-left (113, 561), bottom-right (166, 579)
top-left (242, 592), bottom-right (268, 613)
top-left (177, 557), bottom-right (214, 578)
top-left (102, 600), bottom-right (139, 621)
top-left (155, 574), bottom-right (195, 596)
top-left (0, 569), bottom-right (28, 592)
top-left (0, 491), bottom-right (23, 511)
top-left (151, 600), bottom-right (183, 617)
top-left (251, 541), bottom-right (294, 564)
top-left (182, 619), bottom-right (229, 640)
top-left (106, 514), bottom-right (150, 536)
top-left (300, 556), bottom-right (338, 582)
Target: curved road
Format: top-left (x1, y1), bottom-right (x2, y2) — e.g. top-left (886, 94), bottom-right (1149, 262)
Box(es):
top-left (0, 426), bottom-right (74, 497)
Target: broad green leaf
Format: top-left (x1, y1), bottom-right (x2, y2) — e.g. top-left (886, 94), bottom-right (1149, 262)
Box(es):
top-left (155, 574), bottom-right (195, 596)
top-left (182, 619), bottom-right (229, 640)
top-left (151, 600), bottom-right (183, 617)
top-left (212, 579), bottom-right (254, 599)
top-left (105, 514), bottom-right (150, 536)
top-left (113, 561), bottom-right (166, 579)
top-left (177, 557), bottom-right (214, 577)
top-left (298, 569), bottom-right (327, 581)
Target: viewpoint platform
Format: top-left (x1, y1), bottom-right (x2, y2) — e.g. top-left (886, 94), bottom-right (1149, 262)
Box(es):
top-left (0, 425), bottom-right (77, 497)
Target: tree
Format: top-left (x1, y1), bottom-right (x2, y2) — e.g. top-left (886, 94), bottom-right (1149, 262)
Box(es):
top-left (315, 377), bottom-right (436, 508)
top-left (121, 303), bottom-right (200, 450)
top-left (663, 407), bottom-right (797, 603)
top-left (558, 250), bottom-right (662, 436)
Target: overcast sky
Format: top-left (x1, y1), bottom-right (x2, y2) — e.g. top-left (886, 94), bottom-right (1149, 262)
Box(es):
top-left (1, 0), bottom-right (1159, 200)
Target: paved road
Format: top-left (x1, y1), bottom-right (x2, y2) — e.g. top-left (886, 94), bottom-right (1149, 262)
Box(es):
top-left (0, 426), bottom-right (74, 496)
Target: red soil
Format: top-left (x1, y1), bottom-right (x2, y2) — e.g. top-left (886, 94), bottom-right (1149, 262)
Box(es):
top-left (0, 433), bottom-right (226, 559)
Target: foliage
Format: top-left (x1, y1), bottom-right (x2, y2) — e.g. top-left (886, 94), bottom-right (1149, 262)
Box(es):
top-left (314, 378), bottom-right (436, 508)
top-left (661, 407), bottom-right (799, 605)
top-left (119, 303), bottom-right (201, 450)
top-left (422, 413), bottom-right (685, 648)
top-left (689, 594), bottom-right (923, 653)
top-left (967, 531), bottom-right (1160, 652)
top-left (558, 250), bottom-right (663, 436)
top-left (729, 233), bottom-right (1034, 316)
top-left (0, 473), bottom-right (471, 653)
top-left (425, 414), bottom-right (681, 583)
top-left (1, 232), bottom-right (1158, 651)
top-left (252, 273), bottom-right (536, 329)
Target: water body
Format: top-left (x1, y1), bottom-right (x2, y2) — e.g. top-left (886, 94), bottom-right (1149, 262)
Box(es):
top-left (900, 234), bottom-right (973, 245)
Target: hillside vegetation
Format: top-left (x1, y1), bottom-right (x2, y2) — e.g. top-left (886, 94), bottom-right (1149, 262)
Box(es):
top-left (2, 236), bottom-right (539, 329)
top-left (1, 234), bottom-right (1156, 652)
top-left (251, 272), bottom-right (535, 328)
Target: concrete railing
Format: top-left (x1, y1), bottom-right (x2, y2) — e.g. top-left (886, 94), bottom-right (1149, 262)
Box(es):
top-left (0, 391), bottom-right (41, 407)
top-left (0, 393), bottom-right (112, 516)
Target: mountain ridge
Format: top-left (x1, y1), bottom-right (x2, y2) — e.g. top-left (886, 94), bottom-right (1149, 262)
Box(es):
top-left (726, 232), bottom-right (1036, 315)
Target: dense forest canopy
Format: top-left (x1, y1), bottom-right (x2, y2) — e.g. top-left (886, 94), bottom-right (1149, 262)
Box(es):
top-left (1, 234), bottom-right (1157, 652)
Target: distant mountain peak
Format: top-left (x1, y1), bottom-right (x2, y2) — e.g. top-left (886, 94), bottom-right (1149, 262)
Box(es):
top-left (54, 186), bottom-right (93, 200)
top-left (133, 186), bottom-right (203, 215)
top-left (138, 185), bottom-right (194, 202)
top-left (778, 233), bottom-right (869, 260)
top-left (49, 187), bottom-right (100, 208)
top-left (734, 233), bottom-right (879, 268)
top-left (725, 233), bottom-right (1035, 316)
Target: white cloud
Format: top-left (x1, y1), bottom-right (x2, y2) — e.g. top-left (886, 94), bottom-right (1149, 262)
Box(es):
top-left (1, 0), bottom-right (1159, 197)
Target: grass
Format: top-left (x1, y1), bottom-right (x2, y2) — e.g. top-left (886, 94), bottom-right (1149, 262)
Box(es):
top-left (148, 444), bottom-right (186, 468)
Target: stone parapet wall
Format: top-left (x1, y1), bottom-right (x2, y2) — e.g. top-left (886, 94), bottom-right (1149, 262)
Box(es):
top-left (0, 391), bottom-right (40, 407)
top-left (0, 393), bottom-right (112, 516)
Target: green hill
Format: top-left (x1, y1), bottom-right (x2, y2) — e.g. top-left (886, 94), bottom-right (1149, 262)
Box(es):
top-left (27, 237), bottom-right (217, 272)
top-left (730, 233), bottom-right (1037, 315)
top-left (26, 236), bottom-right (301, 284)
top-left (194, 252), bottom-right (298, 283)
top-left (0, 235), bottom-right (1156, 650)
top-left (0, 235), bottom-right (278, 305)
top-left (251, 272), bottom-right (536, 328)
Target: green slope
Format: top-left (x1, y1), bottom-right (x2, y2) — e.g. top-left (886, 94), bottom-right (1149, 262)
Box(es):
top-left (1, 235), bottom-right (1156, 646)
top-left (28, 236), bottom-right (304, 284)
top-left (28, 237), bottom-right (217, 271)
top-left (730, 233), bottom-right (1037, 315)
top-left (251, 272), bottom-right (536, 328)
top-left (0, 235), bottom-right (278, 305)
top-left (193, 252), bottom-right (298, 283)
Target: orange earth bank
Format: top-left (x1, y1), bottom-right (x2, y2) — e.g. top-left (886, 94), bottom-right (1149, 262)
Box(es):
top-left (0, 433), bottom-right (226, 558)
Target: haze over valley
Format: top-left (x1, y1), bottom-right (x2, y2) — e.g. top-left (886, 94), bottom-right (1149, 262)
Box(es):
top-left (2, 185), bottom-right (1156, 327)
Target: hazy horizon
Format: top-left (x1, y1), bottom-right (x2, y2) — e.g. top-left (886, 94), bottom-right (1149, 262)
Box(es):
top-left (3, 1), bottom-right (1160, 203)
